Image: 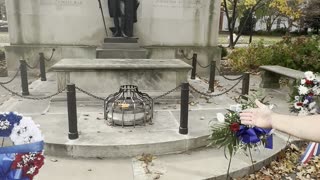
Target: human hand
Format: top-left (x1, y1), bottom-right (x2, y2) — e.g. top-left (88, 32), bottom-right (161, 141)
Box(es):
top-left (240, 99), bottom-right (273, 128)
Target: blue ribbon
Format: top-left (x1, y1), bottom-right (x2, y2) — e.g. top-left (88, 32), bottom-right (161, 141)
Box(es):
top-left (0, 141), bottom-right (44, 154)
top-left (236, 126), bottom-right (273, 149)
top-left (0, 141), bottom-right (44, 180)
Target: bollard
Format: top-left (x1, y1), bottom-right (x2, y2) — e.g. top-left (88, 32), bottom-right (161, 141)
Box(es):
top-left (241, 72), bottom-right (250, 96)
top-left (19, 59), bottom-right (29, 96)
top-left (179, 82), bottom-right (189, 135)
top-left (208, 60), bottom-right (216, 92)
top-left (190, 53), bottom-right (197, 80)
top-left (39, 52), bottom-right (46, 81)
top-left (67, 84), bottom-right (79, 140)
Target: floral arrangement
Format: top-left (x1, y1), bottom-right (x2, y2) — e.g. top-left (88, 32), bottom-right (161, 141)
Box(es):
top-left (290, 71), bottom-right (320, 164)
top-left (208, 94), bottom-right (273, 178)
top-left (291, 71), bottom-right (320, 116)
top-left (0, 112), bottom-right (44, 180)
top-left (209, 96), bottom-right (273, 156)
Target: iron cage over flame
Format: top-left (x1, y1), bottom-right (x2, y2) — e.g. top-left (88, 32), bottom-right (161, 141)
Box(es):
top-left (104, 85), bottom-right (153, 127)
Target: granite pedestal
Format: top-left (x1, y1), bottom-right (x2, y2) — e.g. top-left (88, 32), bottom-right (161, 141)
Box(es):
top-left (52, 59), bottom-right (192, 96)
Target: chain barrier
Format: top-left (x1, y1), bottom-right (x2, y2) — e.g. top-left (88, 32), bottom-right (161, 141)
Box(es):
top-left (75, 86), bottom-right (105, 101)
top-left (152, 85), bottom-right (182, 100)
top-left (196, 61), bottom-right (210, 69)
top-left (215, 67), bottom-right (244, 81)
top-left (44, 49), bottom-right (56, 62)
top-left (0, 83), bottom-right (64, 100)
top-left (180, 51), bottom-right (193, 61)
top-left (189, 76), bottom-right (244, 98)
top-left (25, 60), bottom-right (39, 69)
top-left (0, 67), bottom-right (20, 85)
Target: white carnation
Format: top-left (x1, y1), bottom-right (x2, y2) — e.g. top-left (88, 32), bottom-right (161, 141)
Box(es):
top-left (216, 113), bottom-right (225, 123)
top-left (298, 86), bottom-right (309, 95)
top-left (301, 79), bottom-right (306, 85)
top-left (10, 117), bottom-right (43, 145)
top-left (304, 71), bottom-right (315, 81)
top-left (298, 108), bottom-right (309, 116)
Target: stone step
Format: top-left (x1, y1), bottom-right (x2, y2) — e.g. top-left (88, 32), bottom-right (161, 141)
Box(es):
top-left (101, 42), bottom-right (140, 49)
top-left (96, 48), bottom-right (147, 59)
top-left (104, 37), bottom-right (138, 43)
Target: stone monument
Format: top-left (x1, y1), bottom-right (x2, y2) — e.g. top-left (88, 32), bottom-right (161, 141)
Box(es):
top-left (5, 0), bottom-right (221, 75)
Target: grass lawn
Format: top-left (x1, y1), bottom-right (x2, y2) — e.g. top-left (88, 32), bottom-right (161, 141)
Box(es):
top-left (219, 34), bottom-right (283, 45)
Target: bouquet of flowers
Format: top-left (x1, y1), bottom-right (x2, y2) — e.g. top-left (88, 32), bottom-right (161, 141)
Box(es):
top-left (290, 71), bottom-right (320, 164)
top-left (0, 112), bottom-right (44, 180)
top-left (208, 94), bottom-right (273, 178)
top-left (209, 96), bottom-right (273, 157)
top-left (290, 71), bottom-right (320, 116)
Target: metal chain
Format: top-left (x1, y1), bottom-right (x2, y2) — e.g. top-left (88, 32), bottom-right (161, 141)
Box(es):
top-left (180, 51), bottom-right (193, 61)
top-left (75, 86), bottom-right (105, 101)
top-left (25, 60), bottom-right (39, 69)
top-left (189, 76), bottom-right (244, 98)
top-left (0, 83), bottom-right (64, 100)
top-left (197, 61), bottom-right (210, 68)
top-left (152, 85), bottom-right (182, 100)
top-left (0, 67), bottom-right (20, 85)
top-left (215, 66), bottom-right (244, 81)
top-left (44, 49), bottom-right (56, 62)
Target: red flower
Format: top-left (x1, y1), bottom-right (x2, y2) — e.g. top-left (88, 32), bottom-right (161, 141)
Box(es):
top-left (297, 102), bottom-right (303, 106)
top-left (306, 80), bottom-right (313, 85)
top-left (308, 93), bottom-right (314, 96)
top-left (230, 123), bottom-right (240, 132)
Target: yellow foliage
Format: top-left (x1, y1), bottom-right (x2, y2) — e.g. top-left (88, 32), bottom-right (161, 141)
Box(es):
top-left (269, 0), bottom-right (303, 20)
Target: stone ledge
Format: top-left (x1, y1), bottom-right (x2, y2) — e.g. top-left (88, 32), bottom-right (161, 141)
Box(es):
top-left (52, 59), bottom-right (192, 70)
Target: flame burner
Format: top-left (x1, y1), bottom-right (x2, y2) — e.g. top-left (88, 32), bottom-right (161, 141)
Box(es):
top-left (104, 85), bottom-right (153, 127)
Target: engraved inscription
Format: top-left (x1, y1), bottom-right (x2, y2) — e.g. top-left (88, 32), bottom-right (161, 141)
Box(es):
top-left (154, 0), bottom-right (202, 8)
top-left (40, 0), bottom-right (83, 7)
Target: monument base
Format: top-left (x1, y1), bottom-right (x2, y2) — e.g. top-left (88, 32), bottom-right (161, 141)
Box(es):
top-left (52, 58), bottom-right (192, 95)
top-left (97, 37), bottom-right (147, 59)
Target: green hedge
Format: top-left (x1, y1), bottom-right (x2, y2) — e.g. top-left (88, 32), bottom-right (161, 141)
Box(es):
top-left (228, 36), bottom-right (320, 72)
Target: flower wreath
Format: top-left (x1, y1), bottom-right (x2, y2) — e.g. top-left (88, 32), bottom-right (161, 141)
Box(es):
top-left (290, 71), bottom-right (320, 164)
top-left (0, 112), bottom-right (44, 180)
top-left (291, 71), bottom-right (320, 115)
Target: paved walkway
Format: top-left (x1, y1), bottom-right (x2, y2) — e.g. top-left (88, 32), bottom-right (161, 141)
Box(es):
top-left (0, 71), bottom-right (293, 180)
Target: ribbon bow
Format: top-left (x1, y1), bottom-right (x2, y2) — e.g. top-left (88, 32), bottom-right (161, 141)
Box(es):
top-left (236, 125), bottom-right (273, 149)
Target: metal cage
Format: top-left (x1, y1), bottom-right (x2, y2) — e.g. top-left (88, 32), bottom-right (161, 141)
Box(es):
top-left (104, 85), bottom-right (153, 127)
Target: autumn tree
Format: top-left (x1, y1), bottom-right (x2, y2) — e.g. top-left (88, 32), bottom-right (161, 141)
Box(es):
top-left (222, 0), bottom-right (304, 48)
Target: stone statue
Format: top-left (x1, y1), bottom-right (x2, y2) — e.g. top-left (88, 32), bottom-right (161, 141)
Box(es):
top-left (108, 0), bottom-right (139, 37)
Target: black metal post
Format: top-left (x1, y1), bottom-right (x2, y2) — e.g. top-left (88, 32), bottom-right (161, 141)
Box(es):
top-left (242, 72), bottom-right (250, 95)
top-left (39, 52), bottom-right (46, 81)
top-left (67, 84), bottom-right (79, 140)
top-left (208, 60), bottom-right (216, 92)
top-left (191, 53), bottom-right (197, 80)
top-left (179, 82), bottom-right (189, 135)
top-left (19, 59), bottom-right (29, 96)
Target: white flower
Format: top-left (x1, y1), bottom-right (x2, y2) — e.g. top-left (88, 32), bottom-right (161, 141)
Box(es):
top-left (10, 117), bottom-right (43, 145)
top-left (298, 108), bottom-right (309, 116)
top-left (216, 113), bottom-right (225, 123)
top-left (301, 79), bottom-right (306, 85)
top-left (298, 86), bottom-right (309, 95)
top-left (230, 104), bottom-right (242, 112)
top-left (303, 99), bottom-right (309, 104)
top-left (304, 71), bottom-right (315, 81)
top-left (0, 120), bottom-right (10, 130)
top-left (294, 96), bottom-right (300, 101)
top-left (313, 86), bottom-right (320, 95)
